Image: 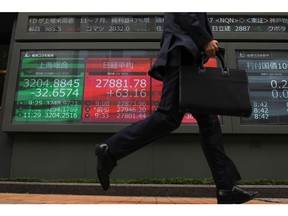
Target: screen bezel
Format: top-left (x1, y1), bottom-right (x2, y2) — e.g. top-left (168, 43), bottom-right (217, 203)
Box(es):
top-left (227, 42), bottom-right (288, 134)
top-left (1, 42), bottom-right (232, 133)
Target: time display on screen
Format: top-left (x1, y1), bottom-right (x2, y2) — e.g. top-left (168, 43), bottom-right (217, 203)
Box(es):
top-left (13, 49), bottom-right (210, 125)
top-left (236, 50), bottom-right (288, 124)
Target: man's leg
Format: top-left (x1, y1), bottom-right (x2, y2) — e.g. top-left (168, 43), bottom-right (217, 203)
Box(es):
top-left (95, 65), bottom-right (184, 190)
top-left (105, 66), bottom-right (185, 160)
top-left (193, 113), bottom-right (241, 187)
top-left (193, 113), bottom-right (257, 203)
top-left (95, 47), bottom-right (184, 191)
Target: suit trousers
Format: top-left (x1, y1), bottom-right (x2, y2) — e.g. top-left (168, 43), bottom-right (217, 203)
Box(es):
top-left (105, 48), bottom-right (241, 188)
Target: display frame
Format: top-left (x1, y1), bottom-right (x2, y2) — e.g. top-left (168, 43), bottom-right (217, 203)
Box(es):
top-left (227, 42), bottom-right (288, 134)
top-left (1, 42), bottom-right (233, 133)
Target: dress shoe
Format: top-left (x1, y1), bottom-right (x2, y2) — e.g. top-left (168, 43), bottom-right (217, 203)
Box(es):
top-left (95, 144), bottom-right (117, 191)
top-left (217, 186), bottom-right (258, 204)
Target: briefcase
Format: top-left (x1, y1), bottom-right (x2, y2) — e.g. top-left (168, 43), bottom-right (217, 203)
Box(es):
top-left (179, 51), bottom-right (252, 117)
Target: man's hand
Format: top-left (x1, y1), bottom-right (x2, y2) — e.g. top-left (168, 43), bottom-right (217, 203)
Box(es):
top-left (204, 39), bottom-right (219, 57)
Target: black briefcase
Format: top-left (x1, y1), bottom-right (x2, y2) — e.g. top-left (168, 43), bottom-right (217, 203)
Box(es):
top-left (179, 50), bottom-right (252, 117)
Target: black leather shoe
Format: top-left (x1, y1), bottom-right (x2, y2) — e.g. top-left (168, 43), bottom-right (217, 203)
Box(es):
top-left (217, 186), bottom-right (258, 204)
top-left (95, 144), bottom-right (117, 191)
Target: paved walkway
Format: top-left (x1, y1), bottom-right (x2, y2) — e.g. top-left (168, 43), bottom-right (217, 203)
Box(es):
top-left (1, 193), bottom-right (288, 204)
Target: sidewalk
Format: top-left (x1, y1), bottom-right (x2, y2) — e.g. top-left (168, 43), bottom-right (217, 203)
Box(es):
top-left (1, 182), bottom-right (288, 204)
top-left (1, 193), bottom-right (288, 204)
top-left (1, 182), bottom-right (288, 199)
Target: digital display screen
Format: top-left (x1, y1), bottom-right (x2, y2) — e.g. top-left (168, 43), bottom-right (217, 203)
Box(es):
top-left (236, 50), bottom-right (288, 124)
top-left (209, 15), bottom-right (288, 33)
top-left (28, 16), bottom-right (164, 33)
top-left (14, 51), bottom-right (85, 122)
top-left (27, 14), bottom-right (288, 33)
top-left (13, 49), bottom-right (218, 125)
top-left (83, 57), bottom-right (151, 122)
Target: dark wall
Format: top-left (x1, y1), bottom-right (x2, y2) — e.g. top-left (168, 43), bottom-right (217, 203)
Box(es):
top-left (0, 130), bottom-right (13, 178)
top-left (0, 13), bottom-right (17, 45)
top-left (9, 133), bottom-right (288, 181)
top-left (0, 13), bottom-right (16, 178)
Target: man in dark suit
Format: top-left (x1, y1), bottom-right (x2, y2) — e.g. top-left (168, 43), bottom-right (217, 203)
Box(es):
top-left (96, 13), bottom-right (257, 204)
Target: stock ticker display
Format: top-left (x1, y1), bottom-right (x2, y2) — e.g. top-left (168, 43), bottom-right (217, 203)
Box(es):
top-left (27, 14), bottom-right (288, 33)
top-left (13, 50), bottom-right (217, 124)
top-left (11, 13), bottom-right (288, 128)
top-left (236, 50), bottom-right (288, 124)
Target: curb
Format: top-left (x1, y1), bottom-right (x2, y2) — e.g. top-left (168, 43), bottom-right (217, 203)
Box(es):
top-left (0, 182), bottom-right (288, 198)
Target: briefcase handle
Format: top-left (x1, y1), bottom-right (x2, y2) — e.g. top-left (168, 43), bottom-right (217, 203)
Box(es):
top-left (200, 47), bottom-right (230, 77)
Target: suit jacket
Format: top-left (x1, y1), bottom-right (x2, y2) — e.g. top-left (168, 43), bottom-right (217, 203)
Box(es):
top-left (148, 13), bottom-right (213, 81)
